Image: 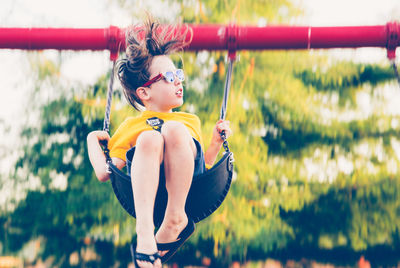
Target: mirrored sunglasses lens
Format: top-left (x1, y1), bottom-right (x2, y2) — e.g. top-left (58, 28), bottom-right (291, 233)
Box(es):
top-left (164, 72), bottom-right (175, 83)
top-left (176, 69), bottom-right (185, 81)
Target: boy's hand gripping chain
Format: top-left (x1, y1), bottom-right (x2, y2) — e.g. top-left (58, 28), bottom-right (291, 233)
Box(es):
top-left (101, 61), bottom-right (116, 174)
top-left (219, 51), bottom-right (235, 164)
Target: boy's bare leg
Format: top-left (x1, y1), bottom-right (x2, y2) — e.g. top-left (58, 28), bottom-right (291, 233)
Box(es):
top-left (155, 121), bottom-right (196, 249)
top-left (132, 131), bottom-right (164, 268)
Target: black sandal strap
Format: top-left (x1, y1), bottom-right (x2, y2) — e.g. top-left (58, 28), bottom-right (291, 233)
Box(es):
top-left (157, 239), bottom-right (182, 251)
top-left (135, 252), bottom-right (160, 263)
top-left (130, 244), bottom-right (160, 267)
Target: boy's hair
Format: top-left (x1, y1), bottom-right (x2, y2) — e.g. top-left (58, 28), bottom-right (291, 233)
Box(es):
top-left (117, 16), bottom-right (192, 111)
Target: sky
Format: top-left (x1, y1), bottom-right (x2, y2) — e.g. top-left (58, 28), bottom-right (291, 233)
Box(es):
top-left (0, 0), bottom-right (399, 175)
top-left (301, 0), bottom-right (400, 26)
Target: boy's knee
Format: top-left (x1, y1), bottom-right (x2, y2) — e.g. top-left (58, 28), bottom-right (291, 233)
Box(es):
top-left (161, 121), bottom-right (190, 142)
top-left (136, 131), bottom-right (164, 153)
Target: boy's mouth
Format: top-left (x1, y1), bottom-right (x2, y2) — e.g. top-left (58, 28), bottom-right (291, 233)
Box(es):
top-left (176, 88), bottom-right (183, 97)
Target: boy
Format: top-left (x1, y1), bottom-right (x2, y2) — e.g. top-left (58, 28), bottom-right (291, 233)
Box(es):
top-left (87, 18), bottom-right (232, 268)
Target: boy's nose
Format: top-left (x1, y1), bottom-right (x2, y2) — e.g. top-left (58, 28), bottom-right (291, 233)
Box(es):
top-left (174, 76), bottom-right (181, 85)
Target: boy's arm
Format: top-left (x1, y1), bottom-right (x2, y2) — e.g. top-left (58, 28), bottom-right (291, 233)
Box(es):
top-left (204, 120), bottom-right (232, 167)
top-left (87, 131), bottom-right (125, 182)
top-left (204, 140), bottom-right (223, 167)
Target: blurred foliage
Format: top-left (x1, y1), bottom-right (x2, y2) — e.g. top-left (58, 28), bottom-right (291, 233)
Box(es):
top-left (1, 0), bottom-right (400, 267)
top-left (280, 177), bottom-right (400, 251)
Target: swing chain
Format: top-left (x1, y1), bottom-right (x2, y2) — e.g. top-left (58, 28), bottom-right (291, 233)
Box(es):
top-left (220, 131), bottom-right (230, 153)
top-left (390, 59), bottom-right (400, 88)
top-left (103, 61), bottom-right (116, 134)
top-left (101, 60), bottom-right (116, 174)
top-left (102, 143), bottom-right (112, 174)
top-left (218, 52), bottom-right (236, 156)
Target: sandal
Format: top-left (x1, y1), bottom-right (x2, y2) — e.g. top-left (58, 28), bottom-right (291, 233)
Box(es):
top-left (156, 218), bottom-right (196, 263)
top-left (130, 244), bottom-right (161, 268)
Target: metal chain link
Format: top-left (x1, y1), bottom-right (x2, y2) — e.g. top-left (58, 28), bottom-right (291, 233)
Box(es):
top-left (219, 131), bottom-right (230, 153)
top-left (102, 61), bottom-right (116, 171)
top-left (103, 61), bottom-right (116, 133)
top-left (218, 56), bottom-right (235, 154)
top-left (220, 59), bottom-right (234, 121)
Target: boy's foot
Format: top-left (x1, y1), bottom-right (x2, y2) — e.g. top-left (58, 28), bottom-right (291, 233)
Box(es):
top-left (134, 233), bottom-right (162, 268)
top-left (155, 215), bottom-right (195, 262)
top-left (131, 245), bottom-right (161, 268)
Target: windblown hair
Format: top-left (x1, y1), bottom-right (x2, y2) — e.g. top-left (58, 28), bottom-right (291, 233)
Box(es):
top-left (117, 17), bottom-right (192, 110)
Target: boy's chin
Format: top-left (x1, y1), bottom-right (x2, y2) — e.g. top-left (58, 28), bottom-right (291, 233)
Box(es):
top-left (172, 104), bottom-right (183, 110)
top-left (173, 101), bottom-right (184, 108)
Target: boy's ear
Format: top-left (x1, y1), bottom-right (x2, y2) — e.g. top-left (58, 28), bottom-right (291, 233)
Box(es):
top-left (136, 87), bottom-right (150, 101)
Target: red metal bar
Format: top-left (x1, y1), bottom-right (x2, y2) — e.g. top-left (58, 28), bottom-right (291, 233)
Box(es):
top-left (189, 24), bottom-right (394, 50)
top-left (0, 28), bottom-right (108, 49)
top-left (0, 23), bottom-right (398, 56)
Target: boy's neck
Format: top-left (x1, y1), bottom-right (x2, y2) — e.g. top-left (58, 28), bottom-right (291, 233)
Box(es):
top-left (145, 107), bottom-right (173, 113)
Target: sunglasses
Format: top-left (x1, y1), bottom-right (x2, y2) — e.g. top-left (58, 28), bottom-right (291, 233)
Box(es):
top-left (142, 69), bottom-right (185, 87)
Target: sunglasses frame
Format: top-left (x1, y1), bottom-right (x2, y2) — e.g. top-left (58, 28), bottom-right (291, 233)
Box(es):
top-left (141, 69), bottom-right (185, 87)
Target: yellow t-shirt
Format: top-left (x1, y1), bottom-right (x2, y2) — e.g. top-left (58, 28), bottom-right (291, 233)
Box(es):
top-left (108, 110), bottom-right (205, 162)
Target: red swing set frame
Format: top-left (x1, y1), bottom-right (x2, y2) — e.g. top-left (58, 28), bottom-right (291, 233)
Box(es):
top-left (0, 22), bottom-right (399, 61)
top-left (2, 21), bottom-right (399, 228)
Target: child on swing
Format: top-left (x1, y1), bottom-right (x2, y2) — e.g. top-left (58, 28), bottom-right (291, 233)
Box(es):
top-left (87, 16), bottom-right (232, 268)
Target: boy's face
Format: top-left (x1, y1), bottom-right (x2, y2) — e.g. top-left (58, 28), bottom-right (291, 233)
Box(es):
top-left (144, 55), bottom-right (184, 113)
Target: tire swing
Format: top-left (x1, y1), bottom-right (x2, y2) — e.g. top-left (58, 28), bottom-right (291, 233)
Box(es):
top-left (101, 54), bottom-right (236, 227)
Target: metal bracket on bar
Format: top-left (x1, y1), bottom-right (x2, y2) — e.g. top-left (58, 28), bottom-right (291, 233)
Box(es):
top-left (107, 25), bottom-right (121, 61)
top-left (386, 21), bottom-right (400, 60)
top-left (227, 23), bottom-right (238, 61)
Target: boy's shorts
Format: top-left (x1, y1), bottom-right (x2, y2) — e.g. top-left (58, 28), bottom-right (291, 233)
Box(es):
top-left (125, 138), bottom-right (206, 178)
